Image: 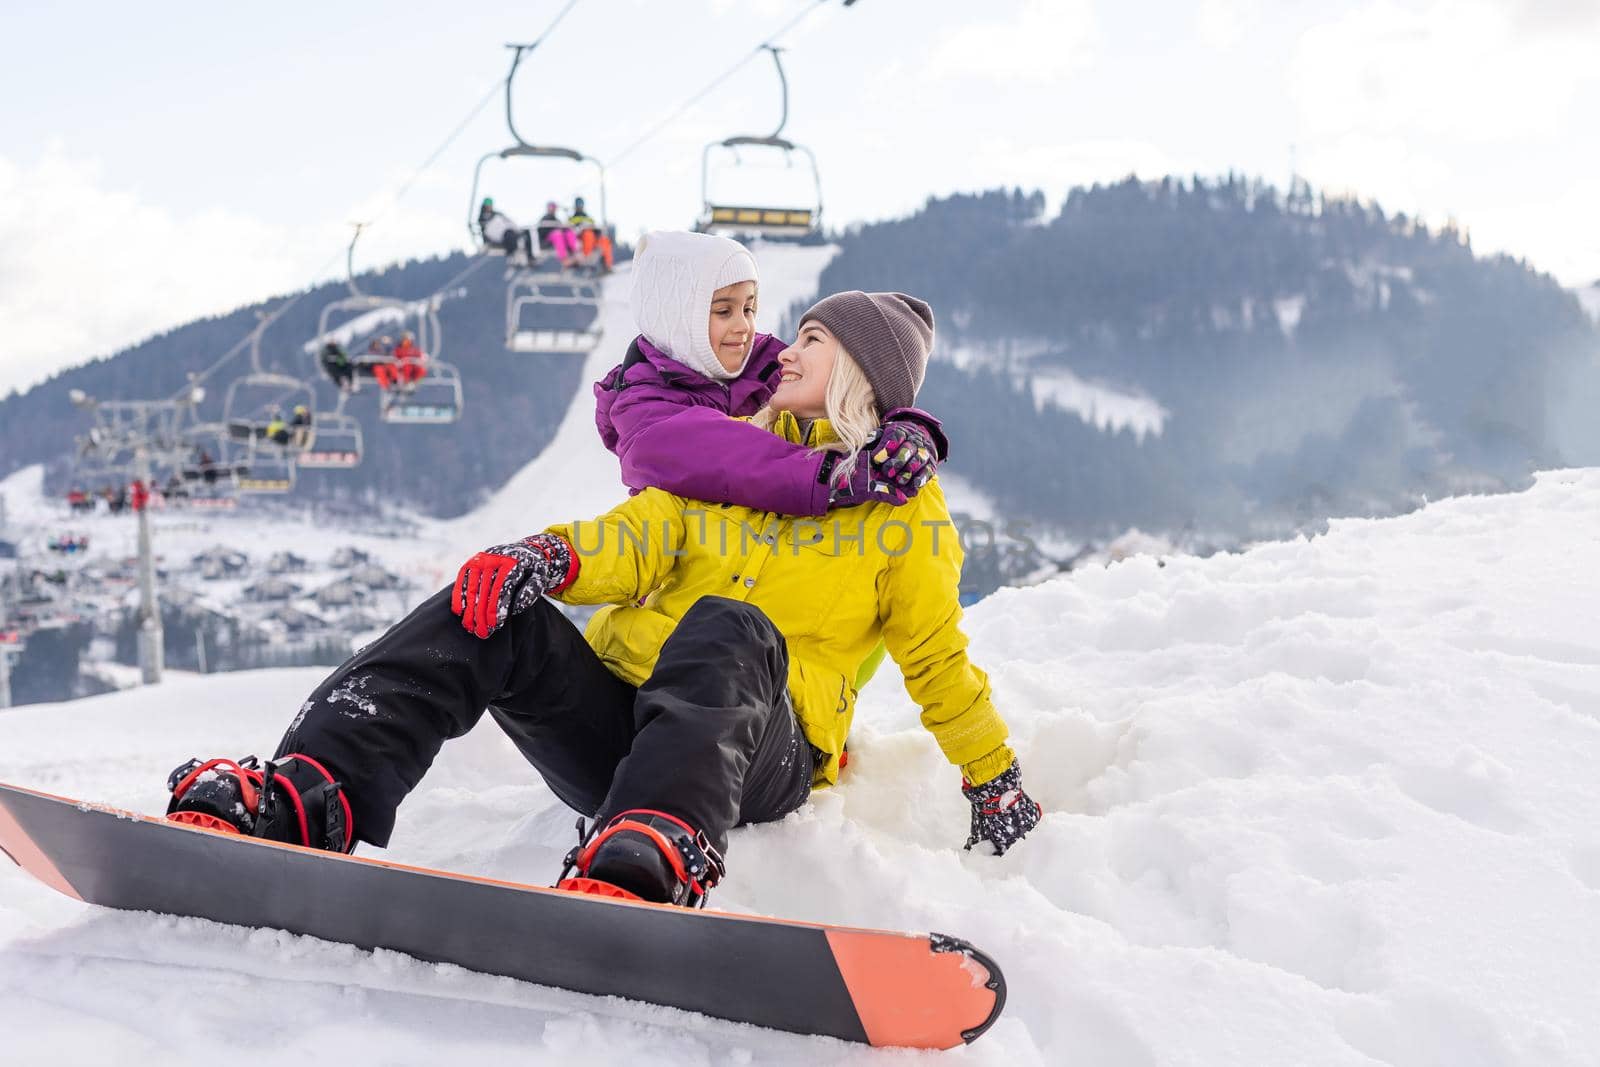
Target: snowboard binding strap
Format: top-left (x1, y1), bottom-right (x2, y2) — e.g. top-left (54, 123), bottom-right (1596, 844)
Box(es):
top-left (166, 754), bottom-right (354, 853)
top-left (558, 810), bottom-right (725, 908)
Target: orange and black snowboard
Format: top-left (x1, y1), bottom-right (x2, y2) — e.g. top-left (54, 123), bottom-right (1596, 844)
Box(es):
top-left (0, 780), bottom-right (1004, 1049)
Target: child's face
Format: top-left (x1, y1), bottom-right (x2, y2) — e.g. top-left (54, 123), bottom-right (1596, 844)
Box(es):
top-left (708, 281), bottom-right (758, 373)
top-left (770, 320), bottom-right (836, 419)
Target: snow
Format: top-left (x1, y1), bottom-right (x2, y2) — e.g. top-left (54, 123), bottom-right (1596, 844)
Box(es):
top-left (1576, 283), bottom-right (1600, 326)
top-left (1029, 367), bottom-right (1167, 441)
top-left (940, 336), bottom-right (1167, 440)
top-left (1275, 293), bottom-right (1306, 336)
top-left (299, 301), bottom-right (423, 354)
top-left (6, 243), bottom-right (1600, 1062)
top-left (2, 469), bottom-right (1599, 1062)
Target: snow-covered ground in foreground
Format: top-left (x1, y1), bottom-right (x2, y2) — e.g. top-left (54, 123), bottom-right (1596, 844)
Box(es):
top-left (2, 468), bottom-right (1599, 1064)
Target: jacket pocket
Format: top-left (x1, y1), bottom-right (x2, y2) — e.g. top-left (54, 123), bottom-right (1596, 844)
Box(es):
top-left (586, 605), bottom-right (674, 686)
top-left (787, 658), bottom-right (856, 781)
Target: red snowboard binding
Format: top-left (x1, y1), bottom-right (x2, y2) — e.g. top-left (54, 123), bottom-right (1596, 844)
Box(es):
top-left (166, 754), bottom-right (353, 853)
top-left (557, 809), bottom-right (724, 908)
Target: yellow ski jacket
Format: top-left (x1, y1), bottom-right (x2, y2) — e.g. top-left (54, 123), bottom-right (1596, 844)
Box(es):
top-left (546, 413), bottom-right (1014, 787)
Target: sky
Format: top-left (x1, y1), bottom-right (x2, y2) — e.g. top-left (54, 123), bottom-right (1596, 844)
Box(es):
top-left (1, 0), bottom-right (1598, 398)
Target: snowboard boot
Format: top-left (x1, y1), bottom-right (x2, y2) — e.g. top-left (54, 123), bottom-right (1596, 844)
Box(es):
top-left (557, 809), bottom-right (725, 908)
top-left (165, 754), bottom-right (353, 853)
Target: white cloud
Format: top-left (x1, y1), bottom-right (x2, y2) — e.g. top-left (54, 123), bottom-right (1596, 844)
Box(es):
top-left (0, 149), bottom-right (463, 398)
top-left (1288, 0), bottom-right (1600, 281)
top-left (1196, 0), bottom-right (1266, 49)
top-left (923, 0), bottom-right (1099, 85)
top-left (1299, 132), bottom-right (1453, 223)
top-left (1291, 0), bottom-right (1595, 142)
top-left (1464, 177), bottom-right (1600, 283)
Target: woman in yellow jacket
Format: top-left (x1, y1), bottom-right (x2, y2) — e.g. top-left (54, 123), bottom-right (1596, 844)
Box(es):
top-left (165, 291), bottom-right (1041, 908)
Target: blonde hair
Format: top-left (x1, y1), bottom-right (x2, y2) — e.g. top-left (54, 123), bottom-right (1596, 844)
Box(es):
top-left (755, 345), bottom-right (881, 490)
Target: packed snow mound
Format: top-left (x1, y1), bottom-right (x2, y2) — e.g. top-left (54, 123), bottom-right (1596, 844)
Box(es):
top-left (3, 468), bottom-right (1599, 1063)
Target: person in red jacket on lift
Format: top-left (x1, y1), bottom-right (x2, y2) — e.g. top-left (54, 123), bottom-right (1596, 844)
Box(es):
top-left (376, 331), bottom-right (427, 390)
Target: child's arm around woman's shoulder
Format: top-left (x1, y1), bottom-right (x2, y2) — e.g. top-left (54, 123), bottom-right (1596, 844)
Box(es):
top-left (592, 334), bottom-right (825, 516)
top-left (592, 334), bottom-right (950, 518)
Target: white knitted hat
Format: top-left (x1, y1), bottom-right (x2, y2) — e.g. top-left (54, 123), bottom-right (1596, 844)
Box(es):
top-left (629, 231), bottom-right (759, 380)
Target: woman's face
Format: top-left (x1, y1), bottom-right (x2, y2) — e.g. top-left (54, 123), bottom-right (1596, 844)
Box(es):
top-left (708, 281), bottom-right (758, 373)
top-left (770, 319), bottom-right (837, 419)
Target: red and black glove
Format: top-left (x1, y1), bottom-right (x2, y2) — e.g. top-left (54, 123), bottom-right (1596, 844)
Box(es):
top-left (451, 534), bottom-right (575, 639)
top-left (962, 760), bottom-right (1042, 856)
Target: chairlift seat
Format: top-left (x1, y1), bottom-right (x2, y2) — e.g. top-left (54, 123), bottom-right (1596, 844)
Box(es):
top-left (381, 401), bottom-right (459, 425)
top-left (236, 477), bottom-right (294, 494)
top-left (299, 448), bottom-right (362, 469)
top-left (701, 204), bottom-right (815, 238)
top-left (508, 327), bottom-right (603, 354)
top-left (379, 363), bottom-right (462, 424)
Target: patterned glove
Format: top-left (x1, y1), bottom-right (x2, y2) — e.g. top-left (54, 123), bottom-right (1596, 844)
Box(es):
top-left (451, 534), bottom-right (575, 639)
top-left (826, 419), bottom-right (943, 509)
top-left (962, 760), bottom-right (1042, 856)
top-left (872, 419), bottom-right (940, 490)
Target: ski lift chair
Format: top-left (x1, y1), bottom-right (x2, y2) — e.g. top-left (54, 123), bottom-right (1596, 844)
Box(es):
top-left (467, 45), bottom-right (610, 356)
top-left (380, 361), bottom-right (463, 425)
top-left (297, 411), bottom-right (363, 469)
top-left (695, 46), bottom-right (822, 241)
top-left (505, 273), bottom-right (605, 354)
top-left (229, 433), bottom-right (296, 495)
top-left (700, 203), bottom-right (817, 239)
top-left (310, 223), bottom-right (446, 405)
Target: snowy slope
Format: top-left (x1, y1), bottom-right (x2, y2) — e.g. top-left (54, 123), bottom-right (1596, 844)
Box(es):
top-left (3, 469), bottom-right (1600, 1064)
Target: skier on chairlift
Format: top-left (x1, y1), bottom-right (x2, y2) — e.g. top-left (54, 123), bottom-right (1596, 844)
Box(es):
top-left (478, 197), bottom-right (536, 266)
top-left (290, 404), bottom-right (314, 448)
top-left (320, 340), bottom-right (355, 392)
top-left (375, 331), bottom-right (426, 390)
top-left (392, 331), bottom-right (426, 388)
top-left (536, 200), bottom-right (580, 267)
top-left (568, 196), bottom-right (613, 274)
top-left (264, 408), bottom-right (291, 446)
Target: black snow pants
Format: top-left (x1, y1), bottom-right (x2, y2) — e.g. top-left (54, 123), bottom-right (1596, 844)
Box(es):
top-left (275, 592), bottom-right (814, 853)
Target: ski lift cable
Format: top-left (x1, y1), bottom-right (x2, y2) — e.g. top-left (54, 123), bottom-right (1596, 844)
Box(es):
top-left (173, 260), bottom-right (339, 402)
top-left (183, 0), bottom-right (809, 405)
top-left (168, 2), bottom-right (590, 402)
top-left (367, 0), bottom-right (587, 232)
top-left (602, 0), bottom-right (834, 171)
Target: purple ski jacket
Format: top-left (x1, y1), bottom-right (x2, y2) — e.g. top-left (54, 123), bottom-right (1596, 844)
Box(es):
top-left (594, 333), bottom-right (839, 516)
top-left (594, 333), bottom-right (950, 518)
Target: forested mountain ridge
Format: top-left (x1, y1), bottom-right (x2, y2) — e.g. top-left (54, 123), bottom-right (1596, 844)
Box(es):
top-left (0, 254), bottom-right (586, 518)
top-left (811, 178), bottom-right (1600, 538)
top-left (4, 176), bottom-right (1595, 540)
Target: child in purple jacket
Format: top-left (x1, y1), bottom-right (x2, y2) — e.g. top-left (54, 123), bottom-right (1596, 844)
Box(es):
top-left (593, 230), bottom-right (946, 515)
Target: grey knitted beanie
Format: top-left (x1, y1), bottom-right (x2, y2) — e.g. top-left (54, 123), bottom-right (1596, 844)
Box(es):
top-left (799, 291), bottom-right (934, 413)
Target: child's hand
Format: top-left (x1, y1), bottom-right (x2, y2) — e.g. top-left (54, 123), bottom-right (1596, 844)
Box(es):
top-left (871, 420), bottom-right (939, 490)
top-left (826, 420), bottom-right (943, 509)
